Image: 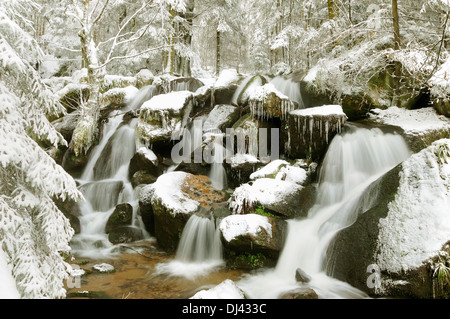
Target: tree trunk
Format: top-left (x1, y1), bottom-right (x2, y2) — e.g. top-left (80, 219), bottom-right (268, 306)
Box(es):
top-left (216, 30), bottom-right (221, 76)
top-left (392, 0), bottom-right (402, 107)
top-left (328, 0), bottom-right (337, 20)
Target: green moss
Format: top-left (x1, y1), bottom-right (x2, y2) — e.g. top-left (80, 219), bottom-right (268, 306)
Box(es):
top-left (238, 253), bottom-right (267, 269)
top-left (254, 206), bottom-right (278, 218)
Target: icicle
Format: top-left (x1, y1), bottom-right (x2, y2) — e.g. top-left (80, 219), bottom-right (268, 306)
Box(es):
top-left (325, 120), bottom-right (329, 144)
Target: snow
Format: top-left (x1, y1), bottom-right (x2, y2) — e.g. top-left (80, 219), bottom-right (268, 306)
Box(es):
top-left (250, 160), bottom-right (289, 180)
top-left (146, 172), bottom-right (199, 215)
top-left (101, 86), bottom-right (139, 104)
top-left (136, 147), bottom-right (158, 165)
top-left (141, 91), bottom-right (193, 112)
top-left (190, 279), bottom-right (246, 299)
top-left (229, 154), bottom-right (260, 168)
top-left (0, 248), bottom-right (20, 299)
top-left (214, 69), bottom-right (240, 88)
top-left (248, 83), bottom-right (290, 102)
top-left (203, 104), bottom-right (236, 132)
top-left (290, 105), bottom-right (345, 117)
top-left (229, 178), bottom-right (303, 214)
top-left (93, 263), bottom-right (115, 273)
top-left (376, 139), bottom-right (450, 275)
top-left (370, 106), bottom-right (450, 136)
top-left (219, 214), bottom-right (272, 243)
top-left (276, 165), bottom-right (308, 185)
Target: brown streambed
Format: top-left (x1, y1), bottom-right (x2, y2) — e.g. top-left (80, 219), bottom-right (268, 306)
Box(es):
top-left (65, 241), bottom-right (246, 299)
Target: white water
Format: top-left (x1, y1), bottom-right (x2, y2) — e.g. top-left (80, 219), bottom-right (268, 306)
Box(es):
top-left (270, 76), bottom-right (304, 108)
top-left (71, 87), bottom-right (158, 258)
top-left (237, 124), bottom-right (411, 299)
top-left (154, 215), bottom-right (225, 280)
top-left (208, 134), bottom-right (228, 190)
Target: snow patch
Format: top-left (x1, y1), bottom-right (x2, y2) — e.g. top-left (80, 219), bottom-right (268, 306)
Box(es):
top-left (147, 172), bottom-right (199, 215)
top-left (290, 105), bottom-right (345, 117)
top-left (214, 69), bottom-right (240, 88)
top-left (370, 106), bottom-right (450, 136)
top-left (250, 160), bottom-right (289, 180)
top-left (141, 91), bottom-right (193, 112)
top-left (191, 279), bottom-right (246, 299)
top-left (219, 214), bottom-right (272, 243)
top-left (0, 248), bottom-right (20, 299)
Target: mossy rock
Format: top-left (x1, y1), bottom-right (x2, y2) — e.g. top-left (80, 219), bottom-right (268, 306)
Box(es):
top-left (105, 203), bottom-right (133, 234)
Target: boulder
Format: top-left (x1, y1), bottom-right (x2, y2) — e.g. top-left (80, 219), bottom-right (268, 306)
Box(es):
top-left (369, 106), bottom-right (450, 154)
top-left (52, 111), bottom-right (80, 143)
top-left (100, 74), bottom-right (137, 93)
top-left (100, 86), bottom-right (139, 107)
top-left (136, 69), bottom-right (154, 88)
top-left (326, 140), bottom-right (450, 298)
top-left (219, 214), bottom-right (287, 260)
top-left (105, 203), bottom-right (133, 233)
top-left (228, 178), bottom-right (307, 218)
top-left (282, 105), bottom-right (347, 162)
top-left (248, 83), bottom-right (296, 120)
top-left (129, 147), bottom-right (161, 179)
top-left (136, 91), bottom-right (194, 147)
top-left (53, 196), bottom-right (81, 234)
top-left (235, 74), bottom-right (267, 106)
top-left (108, 226), bottom-right (143, 245)
top-left (139, 172), bottom-right (227, 251)
top-left (56, 83), bottom-right (90, 113)
top-left (191, 279), bottom-right (247, 299)
top-left (280, 288), bottom-right (318, 300)
top-left (295, 268), bottom-right (312, 283)
top-left (203, 104), bottom-right (240, 133)
top-left (131, 170), bottom-right (158, 188)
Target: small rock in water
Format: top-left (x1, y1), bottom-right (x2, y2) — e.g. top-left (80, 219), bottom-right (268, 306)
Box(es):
top-left (295, 268), bottom-right (312, 283)
top-left (280, 288), bottom-right (318, 300)
top-left (93, 263), bottom-right (115, 273)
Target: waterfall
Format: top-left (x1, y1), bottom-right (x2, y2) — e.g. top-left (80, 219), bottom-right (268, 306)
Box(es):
top-left (154, 214), bottom-right (225, 280)
top-left (270, 76), bottom-right (304, 108)
top-left (71, 87), bottom-right (158, 258)
top-left (237, 124), bottom-right (411, 299)
top-left (208, 134), bottom-right (228, 190)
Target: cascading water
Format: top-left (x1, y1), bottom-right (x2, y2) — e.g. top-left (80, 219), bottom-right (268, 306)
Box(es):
top-left (208, 134), bottom-right (228, 191)
top-left (71, 87), bottom-right (158, 258)
top-left (270, 76), bottom-right (304, 108)
top-left (154, 214), bottom-right (225, 280)
top-left (237, 123), bottom-right (411, 299)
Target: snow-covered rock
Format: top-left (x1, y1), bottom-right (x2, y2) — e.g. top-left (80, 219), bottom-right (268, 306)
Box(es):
top-left (233, 74), bottom-right (267, 106)
top-left (203, 104), bottom-right (239, 133)
top-left (219, 214), bottom-right (287, 259)
top-left (369, 106), bottom-right (450, 152)
top-left (190, 279), bottom-right (246, 299)
top-left (329, 139), bottom-right (450, 298)
top-left (56, 83), bottom-right (90, 112)
top-left (100, 74), bottom-right (137, 93)
top-left (229, 178), bottom-right (304, 218)
top-left (100, 86), bottom-right (139, 106)
top-left (136, 91), bottom-right (194, 146)
top-left (283, 105), bottom-right (347, 161)
top-left (136, 69), bottom-right (154, 88)
top-left (139, 172), bottom-right (227, 250)
top-left (248, 83), bottom-right (296, 120)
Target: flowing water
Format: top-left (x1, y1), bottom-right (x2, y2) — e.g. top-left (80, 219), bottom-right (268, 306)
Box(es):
top-left (270, 76), bottom-right (304, 108)
top-left (237, 124), bottom-right (411, 299)
top-left (154, 214), bottom-right (225, 280)
top-left (71, 86), bottom-right (158, 258)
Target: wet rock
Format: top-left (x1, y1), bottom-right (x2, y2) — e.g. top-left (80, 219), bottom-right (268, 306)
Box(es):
top-left (203, 104), bottom-right (240, 133)
top-left (108, 226), bottom-right (143, 245)
top-left (280, 288), bottom-right (318, 299)
top-left (295, 268), bottom-right (312, 283)
top-left (62, 141), bottom-right (91, 177)
top-left (105, 203), bottom-right (133, 234)
top-left (53, 196), bottom-right (81, 234)
top-left (131, 170), bottom-right (158, 188)
top-left (129, 147), bottom-right (162, 179)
